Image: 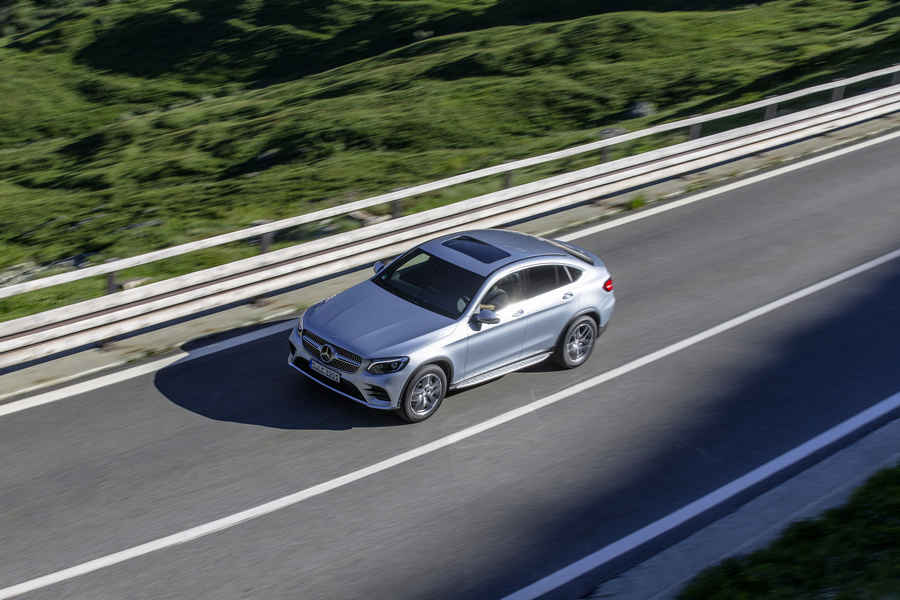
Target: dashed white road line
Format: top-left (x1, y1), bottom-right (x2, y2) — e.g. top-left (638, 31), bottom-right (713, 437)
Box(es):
top-left (1, 247), bottom-right (898, 600)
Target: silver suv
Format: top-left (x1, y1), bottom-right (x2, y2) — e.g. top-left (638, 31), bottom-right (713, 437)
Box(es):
top-left (288, 229), bottom-right (615, 421)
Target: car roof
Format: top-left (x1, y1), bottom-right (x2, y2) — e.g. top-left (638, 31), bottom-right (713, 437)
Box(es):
top-left (419, 229), bottom-right (569, 277)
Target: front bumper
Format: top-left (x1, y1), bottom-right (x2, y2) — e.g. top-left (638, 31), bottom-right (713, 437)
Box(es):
top-left (287, 327), bottom-right (407, 410)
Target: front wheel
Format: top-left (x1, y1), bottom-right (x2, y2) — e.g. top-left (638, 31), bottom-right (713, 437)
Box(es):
top-left (554, 315), bottom-right (598, 369)
top-left (397, 365), bottom-right (447, 423)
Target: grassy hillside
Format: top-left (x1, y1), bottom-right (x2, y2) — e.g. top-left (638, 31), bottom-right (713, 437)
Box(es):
top-left (1, 0), bottom-right (899, 317)
top-left (679, 463), bottom-right (900, 599)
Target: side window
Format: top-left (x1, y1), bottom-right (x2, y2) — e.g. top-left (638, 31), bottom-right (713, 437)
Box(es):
top-left (525, 265), bottom-right (568, 298)
top-left (565, 266), bottom-right (582, 282)
top-left (480, 271), bottom-right (524, 311)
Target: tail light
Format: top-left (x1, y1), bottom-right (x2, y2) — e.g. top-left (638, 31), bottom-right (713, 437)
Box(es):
top-left (603, 277), bottom-right (614, 292)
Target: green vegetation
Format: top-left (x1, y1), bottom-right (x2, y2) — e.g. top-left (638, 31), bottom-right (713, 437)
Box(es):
top-left (627, 193), bottom-right (648, 210)
top-left (2, 0), bottom-right (900, 318)
top-left (679, 463), bottom-right (900, 599)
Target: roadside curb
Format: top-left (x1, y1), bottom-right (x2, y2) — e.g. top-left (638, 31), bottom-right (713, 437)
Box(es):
top-left (499, 391), bottom-right (900, 600)
top-left (581, 413), bottom-right (900, 600)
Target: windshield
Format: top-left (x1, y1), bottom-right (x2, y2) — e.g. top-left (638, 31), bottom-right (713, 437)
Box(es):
top-left (374, 249), bottom-right (486, 319)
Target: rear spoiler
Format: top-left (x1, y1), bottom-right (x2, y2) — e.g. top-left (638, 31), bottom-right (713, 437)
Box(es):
top-left (544, 238), bottom-right (595, 265)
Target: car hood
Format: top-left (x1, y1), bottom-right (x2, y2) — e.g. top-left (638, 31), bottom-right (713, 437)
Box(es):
top-left (304, 280), bottom-right (455, 357)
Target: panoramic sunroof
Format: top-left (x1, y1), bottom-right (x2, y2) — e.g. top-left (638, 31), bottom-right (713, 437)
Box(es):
top-left (442, 235), bottom-right (510, 264)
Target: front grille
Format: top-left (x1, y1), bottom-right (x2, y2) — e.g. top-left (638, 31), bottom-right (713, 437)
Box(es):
top-left (301, 336), bottom-right (320, 356)
top-left (301, 329), bottom-right (361, 373)
top-left (303, 330), bottom-right (362, 363)
top-left (330, 357), bottom-right (359, 372)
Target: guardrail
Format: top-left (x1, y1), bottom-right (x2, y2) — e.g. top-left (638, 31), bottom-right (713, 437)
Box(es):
top-left (1, 68), bottom-right (899, 369)
top-left (2, 63), bottom-right (899, 301)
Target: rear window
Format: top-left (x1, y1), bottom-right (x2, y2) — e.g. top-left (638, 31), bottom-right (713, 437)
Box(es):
top-left (442, 236), bottom-right (510, 264)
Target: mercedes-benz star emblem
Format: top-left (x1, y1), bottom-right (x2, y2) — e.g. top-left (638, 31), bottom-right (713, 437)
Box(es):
top-left (319, 344), bottom-right (335, 364)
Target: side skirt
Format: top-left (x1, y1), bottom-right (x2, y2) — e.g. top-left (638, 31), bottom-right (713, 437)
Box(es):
top-left (451, 351), bottom-right (552, 390)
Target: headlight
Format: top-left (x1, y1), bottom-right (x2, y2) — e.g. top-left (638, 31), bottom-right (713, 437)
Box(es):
top-left (367, 357), bottom-right (409, 374)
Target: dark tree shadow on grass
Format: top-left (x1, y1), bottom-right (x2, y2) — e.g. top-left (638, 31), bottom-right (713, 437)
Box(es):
top-left (850, 1), bottom-right (900, 31)
top-left (658, 29), bottom-right (900, 123)
top-left (75, 0), bottom-right (780, 85)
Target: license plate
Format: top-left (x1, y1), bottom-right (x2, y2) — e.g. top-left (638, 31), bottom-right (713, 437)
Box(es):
top-left (310, 359), bottom-right (341, 383)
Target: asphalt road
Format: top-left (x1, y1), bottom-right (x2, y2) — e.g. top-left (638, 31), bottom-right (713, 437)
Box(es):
top-left (2, 136), bottom-right (900, 599)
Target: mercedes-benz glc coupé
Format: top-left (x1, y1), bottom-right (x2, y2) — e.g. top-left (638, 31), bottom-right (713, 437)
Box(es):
top-left (288, 229), bottom-right (614, 421)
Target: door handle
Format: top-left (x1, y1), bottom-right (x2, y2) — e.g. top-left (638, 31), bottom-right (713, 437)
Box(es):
top-left (561, 292), bottom-right (574, 302)
top-left (512, 309), bottom-right (525, 317)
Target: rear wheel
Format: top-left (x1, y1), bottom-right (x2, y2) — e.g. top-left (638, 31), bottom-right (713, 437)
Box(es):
top-left (397, 365), bottom-right (447, 423)
top-left (554, 315), bottom-right (598, 368)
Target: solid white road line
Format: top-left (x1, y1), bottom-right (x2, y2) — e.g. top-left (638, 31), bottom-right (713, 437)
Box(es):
top-left (0, 321), bottom-right (293, 418)
top-left (0, 355), bottom-right (185, 418)
top-left (1, 247), bottom-right (897, 599)
top-left (0, 360), bottom-right (127, 403)
top-left (4, 128), bottom-right (900, 414)
top-left (557, 128), bottom-right (900, 242)
top-left (502, 389), bottom-right (900, 600)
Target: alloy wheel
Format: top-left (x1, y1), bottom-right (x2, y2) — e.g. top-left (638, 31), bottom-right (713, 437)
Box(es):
top-left (566, 322), bottom-right (595, 363)
top-left (411, 373), bottom-right (443, 416)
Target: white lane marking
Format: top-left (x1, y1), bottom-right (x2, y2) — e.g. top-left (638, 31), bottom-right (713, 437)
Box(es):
top-left (0, 248), bottom-right (897, 599)
top-left (0, 321), bottom-right (293, 417)
top-left (0, 361), bottom-right (127, 403)
top-left (556, 128), bottom-right (900, 242)
top-left (0, 355), bottom-right (184, 418)
top-left (502, 390), bottom-right (900, 600)
top-left (4, 129), bottom-right (900, 412)
top-left (644, 448), bottom-right (900, 600)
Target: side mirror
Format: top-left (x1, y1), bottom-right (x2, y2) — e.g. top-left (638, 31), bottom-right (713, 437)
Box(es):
top-left (373, 260), bottom-right (386, 275)
top-left (475, 309), bottom-right (500, 325)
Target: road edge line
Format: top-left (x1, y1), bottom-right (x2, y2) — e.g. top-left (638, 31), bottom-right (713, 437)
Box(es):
top-left (501, 390), bottom-right (900, 600)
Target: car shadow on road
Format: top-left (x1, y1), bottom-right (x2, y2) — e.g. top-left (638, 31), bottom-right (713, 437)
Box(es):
top-left (154, 321), bottom-right (401, 430)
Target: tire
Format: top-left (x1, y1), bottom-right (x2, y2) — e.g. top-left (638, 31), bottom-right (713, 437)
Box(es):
top-left (397, 364), bottom-right (447, 423)
top-left (554, 315), bottom-right (598, 369)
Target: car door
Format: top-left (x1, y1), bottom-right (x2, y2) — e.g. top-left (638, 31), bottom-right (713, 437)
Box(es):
top-left (462, 269), bottom-right (530, 380)
top-left (520, 264), bottom-right (578, 357)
